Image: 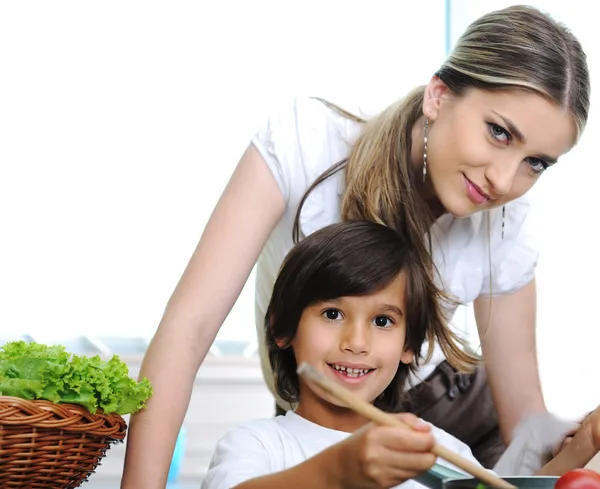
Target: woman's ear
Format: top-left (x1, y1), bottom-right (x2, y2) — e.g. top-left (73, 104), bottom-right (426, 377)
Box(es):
top-left (422, 76), bottom-right (449, 121)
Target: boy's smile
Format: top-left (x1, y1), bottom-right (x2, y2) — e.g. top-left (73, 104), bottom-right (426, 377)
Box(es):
top-left (291, 273), bottom-right (414, 431)
top-left (327, 362), bottom-right (376, 383)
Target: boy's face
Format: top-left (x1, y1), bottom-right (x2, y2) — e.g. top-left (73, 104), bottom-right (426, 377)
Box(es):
top-left (290, 273), bottom-right (414, 413)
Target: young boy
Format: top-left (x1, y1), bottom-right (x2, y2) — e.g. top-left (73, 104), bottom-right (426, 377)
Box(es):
top-left (202, 220), bottom-right (481, 489)
top-left (202, 221), bottom-right (600, 489)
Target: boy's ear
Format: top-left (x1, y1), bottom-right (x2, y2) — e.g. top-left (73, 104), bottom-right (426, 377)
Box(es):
top-left (275, 337), bottom-right (290, 349)
top-left (400, 349), bottom-right (415, 365)
top-left (268, 314), bottom-right (289, 349)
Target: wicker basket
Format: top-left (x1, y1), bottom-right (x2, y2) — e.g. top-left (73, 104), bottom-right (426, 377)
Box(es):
top-left (0, 395), bottom-right (127, 488)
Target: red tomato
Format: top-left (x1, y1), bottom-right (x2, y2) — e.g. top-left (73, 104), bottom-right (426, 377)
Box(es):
top-left (556, 469), bottom-right (600, 489)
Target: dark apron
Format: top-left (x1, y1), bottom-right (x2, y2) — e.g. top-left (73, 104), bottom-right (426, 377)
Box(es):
top-left (404, 361), bottom-right (505, 469)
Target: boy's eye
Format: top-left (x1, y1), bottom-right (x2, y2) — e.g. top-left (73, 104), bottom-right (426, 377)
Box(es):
top-left (323, 308), bottom-right (342, 320)
top-left (373, 316), bottom-right (394, 328)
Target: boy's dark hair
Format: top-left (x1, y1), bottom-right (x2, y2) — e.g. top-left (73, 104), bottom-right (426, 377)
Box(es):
top-left (266, 220), bottom-right (477, 412)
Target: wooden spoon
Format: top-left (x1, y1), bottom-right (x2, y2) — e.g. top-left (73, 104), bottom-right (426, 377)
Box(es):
top-left (297, 362), bottom-right (515, 489)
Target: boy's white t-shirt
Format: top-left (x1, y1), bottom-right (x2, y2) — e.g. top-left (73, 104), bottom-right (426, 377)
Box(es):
top-left (251, 97), bottom-right (539, 399)
top-left (201, 411), bottom-right (481, 489)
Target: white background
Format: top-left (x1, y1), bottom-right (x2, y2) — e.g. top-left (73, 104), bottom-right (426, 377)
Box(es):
top-left (1, 1), bottom-right (598, 419)
top-left (0, 1), bottom-right (446, 341)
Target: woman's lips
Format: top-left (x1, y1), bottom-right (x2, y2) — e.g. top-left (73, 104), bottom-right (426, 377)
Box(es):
top-left (463, 175), bottom-right (490, 205)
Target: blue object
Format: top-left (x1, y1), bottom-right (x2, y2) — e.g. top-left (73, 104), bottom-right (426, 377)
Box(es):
top-left (445, 0), bottom-right (452, 56)
top-left (414, 463), bottom-right (465, 489)
top-left (167, 426), bottom-right (187, 482)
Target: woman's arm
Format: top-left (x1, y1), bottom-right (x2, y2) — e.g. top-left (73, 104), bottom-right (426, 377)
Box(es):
top-left (120, 145), bottom-right (286, 489)
top-left (474, 278), bottom-right (547, 444)
top-left (537, 408), bottom-right (600, 476)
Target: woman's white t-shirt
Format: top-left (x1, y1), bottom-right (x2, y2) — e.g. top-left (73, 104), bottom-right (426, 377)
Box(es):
top-left (251, 98), bottom-right (538, 402)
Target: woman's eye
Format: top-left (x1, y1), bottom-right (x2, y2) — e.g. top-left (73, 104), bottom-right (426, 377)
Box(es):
top-left (528, 157), bottom-right (549, 174)
top-left (323, 308), bottom-right (341, 320)
top-left (373, 316), bottom-right (394, 328)
top-left (488, 122), bottom-right (510, 143)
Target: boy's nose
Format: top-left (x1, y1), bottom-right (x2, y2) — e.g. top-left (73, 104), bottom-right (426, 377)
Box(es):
top-left (339, 322), bottom-right (371, 355)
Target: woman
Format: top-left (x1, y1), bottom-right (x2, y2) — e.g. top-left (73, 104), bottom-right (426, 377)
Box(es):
top-left (120, 5), bottom-right (590, 487)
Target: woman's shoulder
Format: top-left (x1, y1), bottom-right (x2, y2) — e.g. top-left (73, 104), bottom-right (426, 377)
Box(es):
top-left (252, 96), bottom-right (366, 149)
top-left (250, 97), bottom-right (368, 206)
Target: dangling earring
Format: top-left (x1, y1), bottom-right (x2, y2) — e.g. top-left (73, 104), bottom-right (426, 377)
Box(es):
top-left (501, 205), bottom-right (505, 239)
top-left (423, 118), bottom-right (429, 182)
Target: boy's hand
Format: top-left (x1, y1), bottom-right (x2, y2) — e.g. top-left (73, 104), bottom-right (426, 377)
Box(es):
top-left (337, 413), bottom-right (437, 489)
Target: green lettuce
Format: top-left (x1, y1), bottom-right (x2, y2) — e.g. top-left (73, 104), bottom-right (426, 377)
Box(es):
top-left (0, 341), bottom-right (152, 415)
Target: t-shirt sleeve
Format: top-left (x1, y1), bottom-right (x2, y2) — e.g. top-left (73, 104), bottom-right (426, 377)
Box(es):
top-left (250, 99), bottom-right (304, 205)
top-left (201, 425), bottom-right (273, 489)
top-left (433, 424), bottom-right (484, 470)
top-left (480, 198), bottom-right (539, 296)
top-left (250, 97), bottom-right (354, 208)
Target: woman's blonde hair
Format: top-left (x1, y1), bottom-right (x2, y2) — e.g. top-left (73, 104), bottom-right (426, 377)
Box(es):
top-left (293, 5), bottom-right (590, 372)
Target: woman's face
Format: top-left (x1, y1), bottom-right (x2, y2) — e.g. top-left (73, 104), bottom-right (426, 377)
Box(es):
top-left (422, 78), bottom-right (577, 217)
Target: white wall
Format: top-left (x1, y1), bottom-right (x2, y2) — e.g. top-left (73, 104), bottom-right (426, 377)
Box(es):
top-left (0, 2), bottom-right (446, 340)
top-left (450, 0), bottom-right (600, 419)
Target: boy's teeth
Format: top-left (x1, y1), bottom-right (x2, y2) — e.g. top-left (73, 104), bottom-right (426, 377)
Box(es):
top-left (332, 364), bottom-right (370, 376)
